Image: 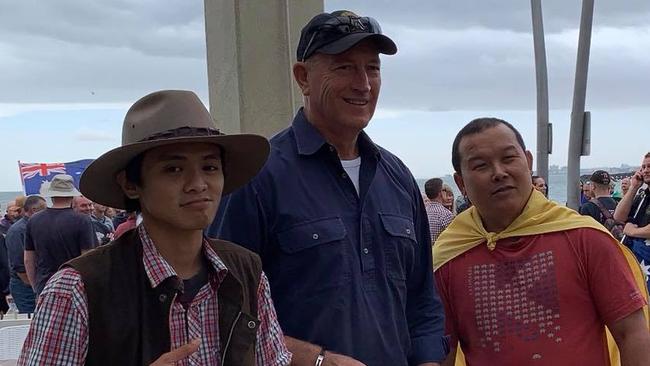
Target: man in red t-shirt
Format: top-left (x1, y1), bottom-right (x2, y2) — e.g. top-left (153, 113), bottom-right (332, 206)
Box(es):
top-left (435, 118), bottom-right (649, 365)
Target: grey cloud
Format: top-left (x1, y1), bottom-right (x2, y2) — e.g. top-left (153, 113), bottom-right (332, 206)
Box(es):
top-left (326, 0), bottom-right (650, 33)
top-left (0, 0), bottom-right (648, 111)
top-left (0, 0), bottom-right (205, 59)
top-left (0, 33), bottom-right (208, 103)
top-left (377, 25), bottom-right (650, 111)
top-left (0, 0), bottom-right (209, 103)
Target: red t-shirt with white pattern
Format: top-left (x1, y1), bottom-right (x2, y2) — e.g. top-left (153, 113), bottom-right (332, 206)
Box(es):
top-left (435, 228), bottom-right (646, 366)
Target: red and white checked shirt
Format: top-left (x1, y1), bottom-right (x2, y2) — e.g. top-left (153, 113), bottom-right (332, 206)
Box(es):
top-left (425, 200), bottom-right (454, 245)
top-left (18, 225), bottom-right (291, 366)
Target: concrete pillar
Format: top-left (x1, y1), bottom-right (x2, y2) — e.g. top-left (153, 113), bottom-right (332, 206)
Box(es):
top-left (567, 0), bottom-right (594, 210)
top-left (204, 0), bottom-right (323, 137)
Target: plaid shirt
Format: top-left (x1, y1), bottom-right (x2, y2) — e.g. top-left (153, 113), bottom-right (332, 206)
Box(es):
top-left (425, 200), bottom-right (454, 244)
top-left (18, 225), bottom-right (291, 366)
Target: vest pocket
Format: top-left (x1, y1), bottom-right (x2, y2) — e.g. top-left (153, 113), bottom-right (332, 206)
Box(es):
top-left (379, 213), bottom-right (417, 281)
top-left (220, 311), bottom-right (259, 365)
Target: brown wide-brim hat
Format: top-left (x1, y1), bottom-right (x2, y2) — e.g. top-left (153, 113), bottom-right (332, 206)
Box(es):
top-left (80, 90), bottom-right (270, 209)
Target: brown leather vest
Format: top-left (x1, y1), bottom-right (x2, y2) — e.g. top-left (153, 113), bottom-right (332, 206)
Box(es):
top-left (65, 229), bottom-right (261, 366)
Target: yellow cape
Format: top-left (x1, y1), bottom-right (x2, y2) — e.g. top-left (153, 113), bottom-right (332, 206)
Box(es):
top-left (433, 190), bottom-right (649, 366)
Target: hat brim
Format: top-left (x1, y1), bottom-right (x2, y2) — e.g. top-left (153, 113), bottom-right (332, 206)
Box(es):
top-left (80, 134), bottom-right (270, 209)
top-left (43, 187), bottom-right (82, 198)
top-left (318, 33), bottom-right (397, 56)
top-left (46, 192), bottom-right (82, 198)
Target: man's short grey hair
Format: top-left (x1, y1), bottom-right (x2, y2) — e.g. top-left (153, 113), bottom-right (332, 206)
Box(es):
top-left (24, 195), bottom-right (45, 211)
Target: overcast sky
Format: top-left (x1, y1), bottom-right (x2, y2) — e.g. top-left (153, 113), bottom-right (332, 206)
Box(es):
top-left (1, 0), bottom-right (649, 191)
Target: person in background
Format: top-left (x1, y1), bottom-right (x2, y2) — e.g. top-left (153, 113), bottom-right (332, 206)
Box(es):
top-left (614, 152), bottom-right (650, 289)
top-left (0, 200), bottom-right (22, 236)
top-left (91, 202), bottom-right (115, 245)
top-left (104, 207), bottom-right (116, 220)
top-left (454, 194), bottom-right (471, 215)
top-left (424, 179), bottom-right (455, 245)
top-left (614, 177), bottom-right (632, 202)
top-left (441, 183), bottom-right (455, 213)
top-left (15, 195), bottom-right (26, 212)
top-left (211, 10), bottom-right (446, 366)
top-left (72, 195), bottom-right (94, 216)
top-left (0, 230), bottom-right (9, 314)
top-left (580, 180), bottom-right (595, 206)
top-left (72, 196), bottom-right (102, 246)
top-left (621, 177), bottom-right (631, 197)
top-left (5, 195), bottom-right (46, 313)
top-left (579, 170), bottom-right (618, 225)
top-left (0, 197), bottom-right (24, 313)
top-left (24, 174), bottom-right (96, 296)
top-left (111, 208), bottom-right (129, 228)
top-left (113, 210), bottom-right (137, 239)
top-left (531, 175), bottom-right (547, 197)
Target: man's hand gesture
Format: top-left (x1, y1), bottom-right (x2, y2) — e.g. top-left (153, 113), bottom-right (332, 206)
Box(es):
top-left (150, 339), bottom-right (200, 365)
top-left (631, 169), bottom-right (644, 192)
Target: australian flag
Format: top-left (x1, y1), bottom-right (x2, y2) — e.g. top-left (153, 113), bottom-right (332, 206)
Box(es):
top-left (18, 159), bottom-right (94, 195)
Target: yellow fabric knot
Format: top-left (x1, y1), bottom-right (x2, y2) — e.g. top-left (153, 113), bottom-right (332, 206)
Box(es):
top-left (486, 232), bottom-right (499, 250)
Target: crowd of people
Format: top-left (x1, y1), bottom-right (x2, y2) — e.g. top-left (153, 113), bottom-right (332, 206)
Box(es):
top-left (0, 9), bottom-right (647, 366)
top-left (0, 182), bottom-right (139, 314)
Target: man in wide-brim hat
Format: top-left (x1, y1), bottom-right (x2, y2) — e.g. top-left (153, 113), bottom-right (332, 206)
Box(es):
top-left (19, 90), bottom-right (292, 366)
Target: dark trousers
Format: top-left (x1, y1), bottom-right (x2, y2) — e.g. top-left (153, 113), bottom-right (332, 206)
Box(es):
top-left (10, 276), bottom-right (35, 313)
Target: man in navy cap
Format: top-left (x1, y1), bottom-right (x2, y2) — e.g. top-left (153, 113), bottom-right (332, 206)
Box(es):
top-left (211, 10), bottom-right (446, 366)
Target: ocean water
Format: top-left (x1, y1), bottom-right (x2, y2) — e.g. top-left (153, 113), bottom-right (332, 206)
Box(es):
top-left (0, 191), bottom-right (23, 210)
top-left (0, 171), bottom-right (622, 210)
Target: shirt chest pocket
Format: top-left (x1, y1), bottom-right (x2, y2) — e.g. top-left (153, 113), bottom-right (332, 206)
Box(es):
top-left (276, 217), bottom-right (350, 296)
top-left (379, 213), bottom-right (417, 281)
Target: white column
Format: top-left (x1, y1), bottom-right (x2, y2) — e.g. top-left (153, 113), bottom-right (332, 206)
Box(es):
top-left (204, 0), bottom-right (323, 137)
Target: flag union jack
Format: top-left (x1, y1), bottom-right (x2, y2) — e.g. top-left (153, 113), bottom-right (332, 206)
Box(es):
top-left (19, 162), bottom-right (66, 180)
top-left (17, 159), bottom-right (93, 195)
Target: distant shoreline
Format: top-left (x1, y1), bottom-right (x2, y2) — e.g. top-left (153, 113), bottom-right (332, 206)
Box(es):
top-left (1, 167), bottom-right (638, 209)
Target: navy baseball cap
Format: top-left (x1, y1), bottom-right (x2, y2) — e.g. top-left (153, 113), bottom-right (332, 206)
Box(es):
top-left (296, 10), bottom-right (397, 62)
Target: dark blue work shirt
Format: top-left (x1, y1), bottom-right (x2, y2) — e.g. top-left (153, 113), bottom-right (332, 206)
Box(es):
top-left (5, 216), bottom-right (28, 278)
top-left (209, 109), bottom-right (447, 365)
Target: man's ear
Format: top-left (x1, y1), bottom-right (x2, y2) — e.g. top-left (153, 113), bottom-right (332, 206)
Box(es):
top-left (525, 150), bottom-right (534, 171)
top-left (453, 172), bottom-right (466, 196)
top-left (116, 171), bottom-right (139, 199)
top-left (292, 62), bottom-right (310, 96)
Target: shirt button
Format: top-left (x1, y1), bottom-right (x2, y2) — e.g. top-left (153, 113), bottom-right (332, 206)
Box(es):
top-left (312, 233), bottom-right (319, 240)
top-left (363, 248), bottom-right (369, 254)
top-left (247, 320), bottom-right (256, 329)
top-left (406, 228), bottom-right (411, 234)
